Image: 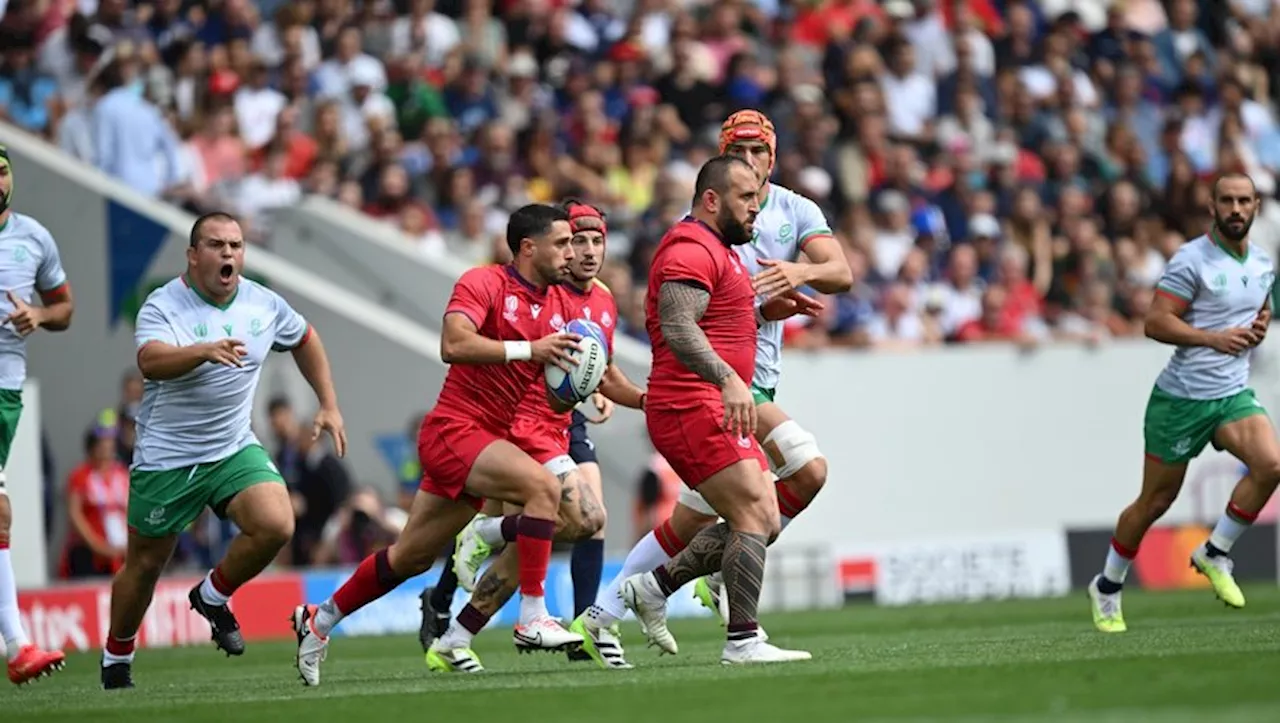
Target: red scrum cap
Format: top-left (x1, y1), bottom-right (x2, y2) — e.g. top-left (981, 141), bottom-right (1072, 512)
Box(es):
top-left (719, 109), bottom-right (777, 158)
top-left (565, 200), bottom-right (607, 237)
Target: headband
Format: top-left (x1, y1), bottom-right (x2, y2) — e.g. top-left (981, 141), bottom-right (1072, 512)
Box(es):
top-left (567, 203), bottom-right (607, 236)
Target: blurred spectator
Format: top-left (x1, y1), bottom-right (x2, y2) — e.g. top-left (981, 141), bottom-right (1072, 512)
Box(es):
top-left (91, 55), bottom-right (182, 197)
top-left (312, 486), bottom-right (406, 566)
top-left (60, 412), bottom-right (128, 579)
top-left (0, 28), bottom-right (58, 134)
top-left (268, 395), bottom-right (352, 566)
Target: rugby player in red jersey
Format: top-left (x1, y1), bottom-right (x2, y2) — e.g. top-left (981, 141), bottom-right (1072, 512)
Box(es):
top-left (291, 204), bottom-right (587, 686)
top-left (623, 155), bottom-right (812, 665)
top-left (421, 200), bottom-right (647, 672)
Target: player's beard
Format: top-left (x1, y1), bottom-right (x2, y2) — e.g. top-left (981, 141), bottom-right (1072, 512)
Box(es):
top-left (1214, 210), bottom-right (1254, 242)
top-left (717, 205), bottom-right (753, 246)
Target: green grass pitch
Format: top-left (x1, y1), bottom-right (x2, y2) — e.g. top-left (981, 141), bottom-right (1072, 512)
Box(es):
top-left (5, 585), bottom-right (1280, 722)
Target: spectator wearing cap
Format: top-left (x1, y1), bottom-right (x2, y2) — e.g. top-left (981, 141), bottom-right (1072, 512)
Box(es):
top-left (0, 28), bottom-right (58, 134)
top-left (60, 412), bottom-right (129, 579)
top-left (91, 54), bottom-right (183, 197)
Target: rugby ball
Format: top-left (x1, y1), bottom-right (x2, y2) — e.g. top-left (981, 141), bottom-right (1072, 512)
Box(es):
top-left (545, 319), bottom-right (609, 405)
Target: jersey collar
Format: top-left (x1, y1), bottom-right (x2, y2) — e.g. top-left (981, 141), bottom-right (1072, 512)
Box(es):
top-left (1210, 227), bottom-right (1249, 263)
top-left (504, 263), bottom-right (547, 296)
top-left (683, 216), bottom-right (727, 245)
top-left (182, 273), bottom-right (238, 310)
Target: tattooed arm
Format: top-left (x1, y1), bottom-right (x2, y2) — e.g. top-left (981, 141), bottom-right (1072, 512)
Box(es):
top-left (658, 279), bottom-right (757, 435)
top-left (658, 281), bottom-right (734, 386)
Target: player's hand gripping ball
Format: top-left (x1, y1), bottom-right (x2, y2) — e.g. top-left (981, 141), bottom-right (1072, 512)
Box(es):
top-left (545, 319), bottom-right (608, 405)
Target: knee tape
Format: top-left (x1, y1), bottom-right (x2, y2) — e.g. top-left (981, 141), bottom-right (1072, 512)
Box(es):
top-left (677, 486), bottom-right (717, 516)
top-left (762, 420), bottom-right (823, 480)
top-left (542, 455), bottom-right (578, 479)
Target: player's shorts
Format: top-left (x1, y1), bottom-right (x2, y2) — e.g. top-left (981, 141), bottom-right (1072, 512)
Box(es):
top-left (751, 384), bottom-right (776, 406)
top-left (568, 410), bottom-right (597, 465)
top-left (418, 414), bottom-right (500, 511)
top-left (128, 444), bottom-right (284, 538)
top-left (0, 388), bottom-right (20, 489)
top-left (646, 403), bottom-right (766, 489)
top-left (508, 414), bottom-right (571, 467)
top-left (1144, 385), bottom-right (1268, 464)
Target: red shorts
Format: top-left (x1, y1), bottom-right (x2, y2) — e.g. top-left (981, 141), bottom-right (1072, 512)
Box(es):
top-left (645, 403), bottom-right (766, 488)
top-left (507, 414), bottom-right (570, 466)
top-left (417, 413), bottom-right (499, 511)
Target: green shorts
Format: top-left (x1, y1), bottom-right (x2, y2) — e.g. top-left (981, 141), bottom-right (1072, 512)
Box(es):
top-left (0, 388), bottom-right (21, 470)
top-left (129, 444), bottom-right (285, 538)
top-left (751, 385), bottom-right (776, 406)
top-left (1144, 386), bottom-right (1268, 464)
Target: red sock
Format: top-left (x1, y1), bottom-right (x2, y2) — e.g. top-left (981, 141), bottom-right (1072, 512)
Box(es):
top-left (332, 548), bottom-right (404, 615)
top-left (210, 564), bottom-right (238, 597)
top-left (775, 481), bottom-right (809, 519)
top-left (516, 516), bottom-right (555, 596)
top-left (105, 635), bottom-right (136, 656)
top-left (654, 518), bottom-right (687, 557)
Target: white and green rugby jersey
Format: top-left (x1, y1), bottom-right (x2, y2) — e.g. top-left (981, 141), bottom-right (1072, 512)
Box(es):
top-left (132, 275), bottom-right (310, 471)
top-left (1154, 233), bottom-right (1276, 400)
top-left (732, 183), bottom-right (833, 390)
top-left (0, 212), bottom-right (68, 391)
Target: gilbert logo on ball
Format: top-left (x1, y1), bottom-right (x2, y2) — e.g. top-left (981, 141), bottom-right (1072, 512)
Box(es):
top-left (545, 319), bottom-right (608, 404)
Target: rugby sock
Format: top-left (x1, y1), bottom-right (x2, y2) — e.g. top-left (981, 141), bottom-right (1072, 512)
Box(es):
top-left (570, 538), bottom-right (605, 617)
top-left (0, 543), bottom-right (31, 659)
top-left (776, 480), bottom-right (808, 525)
top-left (199, 565), bottom-right (235, 607)
top-left (475, 515), bottom-right (518, 547)
top-left (516, 516), bottom-right (555, 620)
top-left (102, 635), bottom-right (136, 666)
top-left (324, 548), bottom-right (405, 635)
top-left (1208, 502), bottom-right (1256, 556)
top-left (597, 526), bottom-right (679, 620)
top-left (1098, 537), bottom-right (1136, 593)
top-left (429, 541), bottom-right (460, 611)
top-left (438, 604), bottom-right (488, 649)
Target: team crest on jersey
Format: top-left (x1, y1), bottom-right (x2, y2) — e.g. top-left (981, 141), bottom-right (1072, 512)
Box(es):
top-left (550, 313), bottom-right (564, 330)
top-left (779, 223), bottom-right (793, 242)
top-left (1210, 272), bottom-right (1229, 296)
top-left (531, 303), bottom-right (543, 319)
top-left (504, 294), bottom-right (519, 322)
top-left (601, 311), bottom-right (613, 328)
top-left (13, 246), bottom-right (27, 263)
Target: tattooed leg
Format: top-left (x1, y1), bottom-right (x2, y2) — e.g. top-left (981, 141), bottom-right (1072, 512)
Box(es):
top-left (651, 523), bottom-right (731, 595)
top-left (722, 531), bottom-right (767, 637)
top-left (470, 545), bottom-right (520, 618)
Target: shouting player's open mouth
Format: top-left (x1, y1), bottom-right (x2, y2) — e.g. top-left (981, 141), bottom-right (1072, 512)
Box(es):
top-left (218, 263), bottom-right (236, 287)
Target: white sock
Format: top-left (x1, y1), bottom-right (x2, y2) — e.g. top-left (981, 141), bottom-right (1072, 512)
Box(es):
top-left (706, 571), bottom-right (723, 589)
top-left (585, 603), bottom-right (617, 629)
top-left (596, 530), bottom-right (672, 620)
top-left (437, 619), bottom-right (476, 650)
top-left (519, 594), bottom-right (548, 623)
top-left (313, 599), bottom-right (343, 638)
top-left (1209, 509), bottom-right (1252, 554)
top-left (1102, 545), bottom-right (1132, 586)
top-left (476, 516), bottom-right (507, 547)
top-left (0, 549), bottom-right (30, 659)
top-left (102, 635), bottom-right (136, 667)
top-left (200, 571), bottom-right (231, 606)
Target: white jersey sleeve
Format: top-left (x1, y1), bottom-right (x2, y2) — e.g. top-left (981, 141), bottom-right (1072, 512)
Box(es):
top-left (269, 291), bottom-right (310, 351)
top-left (1155, 247), bottom-right (1197, 303)
top-left (134, 295), bottom-right (178, 348)
top-left (33, 224), bottom-right (68, 292)
top-left (793, 195), bottom-right (834, 252)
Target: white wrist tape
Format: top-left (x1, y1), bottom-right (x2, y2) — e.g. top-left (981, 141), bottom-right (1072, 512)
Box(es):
top-left (504, 341), bottom-right (532, 361)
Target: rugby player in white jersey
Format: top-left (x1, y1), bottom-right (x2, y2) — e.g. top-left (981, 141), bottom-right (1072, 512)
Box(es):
top-left (101, 212), bottom-right (347, 689)
top-left (0, 144), bottom-right (75, 685)
top-left (1090, 173), bottom-right (1279, 632)
top-left (572, 111), bottom-right (853, 667)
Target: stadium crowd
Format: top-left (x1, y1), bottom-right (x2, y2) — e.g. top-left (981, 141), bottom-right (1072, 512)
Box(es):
top-left (3, 0), bottom-right (1280, 355)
